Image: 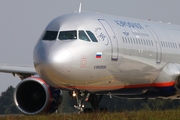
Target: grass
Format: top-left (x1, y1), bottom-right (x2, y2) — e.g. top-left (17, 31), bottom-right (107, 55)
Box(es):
top-left (1, 109), bottom-right (180, 120)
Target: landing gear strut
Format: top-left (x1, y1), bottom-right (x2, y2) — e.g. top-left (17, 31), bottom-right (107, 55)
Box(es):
top-left (72, 91), bottom-right (85, 112)
top-left (70, 91), bottom-right (103, 112)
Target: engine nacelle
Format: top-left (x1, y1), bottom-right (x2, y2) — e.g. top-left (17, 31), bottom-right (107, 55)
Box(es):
top-left (14, 77), bottom-right (63, 115)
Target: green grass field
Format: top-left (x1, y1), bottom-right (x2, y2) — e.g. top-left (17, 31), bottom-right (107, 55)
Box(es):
top-left (1, 109), bottom-right (180, 120)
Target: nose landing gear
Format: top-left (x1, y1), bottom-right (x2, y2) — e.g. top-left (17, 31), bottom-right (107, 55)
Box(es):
top-left (70, 91), bottom-right (103, 113)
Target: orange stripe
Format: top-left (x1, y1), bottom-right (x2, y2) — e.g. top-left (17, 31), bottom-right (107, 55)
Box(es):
top-left (151, 81), bottom-right (175, 87)
top-left (60, 81), bottom-right (175, 90)
top-left (125, 81), bottom-right (175, 88)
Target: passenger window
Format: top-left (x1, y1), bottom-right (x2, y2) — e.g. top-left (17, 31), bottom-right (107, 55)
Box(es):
top-left (165, 42), bottom-right (168, 48)
top-left (125, 37), bottom-right (127, 43)
top-left (148, 40), bottom-right (151, 46)
top-left (59, 30), bottom-right (77, 40)
top-left (174, 43), bottom-right (177, 48)
top-left (170, 42), bottom-right (173, 48)
top-left (161, 41), bottom-right (163, 47)
top-left (122, 37), bottom-right (124, 43)
top-left (128, 38), bottom-right (130, 43)
top-left (168, 42), bottom-right (170, 48)
top-left (79, 30), bottom-right (90, 42)
top-left (143, 39), bottom-right (146, 45)
top-left (42, 31), bottom-right (58, 41)
top-left (138, 39), bottom-right (141, 45)
top-left (170, 42), bottom-right (172, 48)
top-left (135, 38), bottom-right (138, 44)
top-left (146, 40), bottom-right (148, 45)
top-left (151, 40), bottom-right (153, 46)
top-left (86, 31), bottom-right (98, 42)
top-left (163, 42), bottom-right (165, 47)
top-left (132, 38), bottom-right (135, 44)
top-left (160, 41), bottom-right (163, 47)
top-left (141, 39), bottom-right (143, 45)
top-left (175, 43), bottom-right (177, 48)
top-left (130, 38), bottom-right (133, 44)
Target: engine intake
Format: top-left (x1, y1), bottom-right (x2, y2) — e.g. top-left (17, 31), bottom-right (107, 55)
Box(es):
top-left (14, 77), bottom-right (63, 115)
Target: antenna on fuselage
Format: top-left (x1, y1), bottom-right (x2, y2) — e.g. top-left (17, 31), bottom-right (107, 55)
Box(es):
top-left (79, 3), bottom-right (82, 13)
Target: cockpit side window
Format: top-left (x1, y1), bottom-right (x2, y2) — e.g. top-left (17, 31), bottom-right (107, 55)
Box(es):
top-left (86, 31), bottom-right (98, 42)
top-left (79, 30), bottom-right (90, 42)
top-left (42, 31), bottom-right (58, 41)
top-left (58, 30), bottom-right (77, 40)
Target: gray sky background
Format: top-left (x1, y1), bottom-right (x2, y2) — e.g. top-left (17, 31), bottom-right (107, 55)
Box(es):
top-left (0, 0), bottom-right (180, 94)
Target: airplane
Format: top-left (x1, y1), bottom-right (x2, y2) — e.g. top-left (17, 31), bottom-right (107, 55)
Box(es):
top-left (1, 8), bottom-right (180, 115)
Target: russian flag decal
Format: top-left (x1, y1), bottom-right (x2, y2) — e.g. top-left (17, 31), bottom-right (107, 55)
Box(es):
top-left (96, 52), bottom-right (102, 58)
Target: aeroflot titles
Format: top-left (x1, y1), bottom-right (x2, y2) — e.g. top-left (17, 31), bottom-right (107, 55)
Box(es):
top-left (114, 20), bottom-right (144, 29)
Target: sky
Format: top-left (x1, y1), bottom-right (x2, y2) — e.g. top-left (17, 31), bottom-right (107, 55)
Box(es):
top-left (0, 0), bottom-right (180, 93)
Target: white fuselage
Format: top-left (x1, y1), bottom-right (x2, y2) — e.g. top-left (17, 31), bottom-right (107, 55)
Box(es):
top-left (33, 12), bottom-right (180, 97)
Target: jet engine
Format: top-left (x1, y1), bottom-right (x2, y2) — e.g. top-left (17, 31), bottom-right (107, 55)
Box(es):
top-left (14, 77), bottom-right (63, 115)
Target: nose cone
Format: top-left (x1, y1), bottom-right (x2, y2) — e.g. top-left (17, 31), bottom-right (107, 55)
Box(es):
top-left (49, 49), bottom-right (72, 75)
top-left (33, 41), bottom-right (72, 87)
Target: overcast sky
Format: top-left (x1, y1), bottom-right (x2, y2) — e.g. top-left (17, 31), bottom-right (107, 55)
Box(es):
top-left (0, 0), bottom-right (180, 93)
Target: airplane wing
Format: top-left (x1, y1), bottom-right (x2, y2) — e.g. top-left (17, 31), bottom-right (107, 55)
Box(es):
top-left (0, 64), bottom-right (36, 79)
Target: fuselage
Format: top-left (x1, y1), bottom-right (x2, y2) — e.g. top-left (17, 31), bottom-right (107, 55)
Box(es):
top-left (33, 12), bottom-right (180, 97)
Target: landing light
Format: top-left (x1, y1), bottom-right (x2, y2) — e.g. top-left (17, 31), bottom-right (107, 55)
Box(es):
top-left (72, 91), bottom-right (76, 97)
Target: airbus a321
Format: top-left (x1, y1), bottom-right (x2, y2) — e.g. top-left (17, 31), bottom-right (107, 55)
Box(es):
top-left (1, 9), bottom-right (180, 115)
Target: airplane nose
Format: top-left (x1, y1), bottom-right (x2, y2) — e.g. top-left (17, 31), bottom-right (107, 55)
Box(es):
top-left (33, 41), bottom-right (72, 85)
top-left (34, 42), bottom-right (72, 70)
top-left (49, 49), bottom-right (72, 75)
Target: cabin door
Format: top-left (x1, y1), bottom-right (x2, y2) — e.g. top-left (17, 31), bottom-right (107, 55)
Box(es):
top-left (146, 25), bottom-right (162, 63)
top-left (98, 19), bottom-right (118, 61)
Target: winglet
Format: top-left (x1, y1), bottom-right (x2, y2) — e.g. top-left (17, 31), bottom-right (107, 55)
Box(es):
top-left (79, 3), bottom-right (82, 13)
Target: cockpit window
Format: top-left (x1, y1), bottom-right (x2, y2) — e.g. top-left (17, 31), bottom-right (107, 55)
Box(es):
top-left (42, 31), bottom-right (58, 41)
top-left (79, 30), bottom-right (90, 42)
top-left (86, 31), bottom-right (98, 42)
top-left (58, 30), bottom-right (77, 40)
